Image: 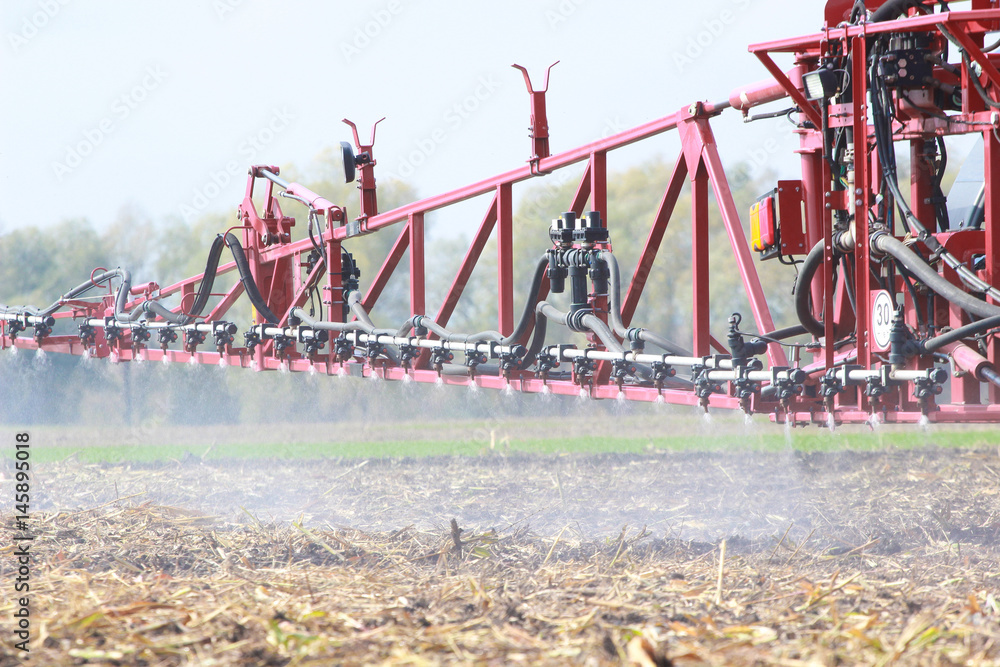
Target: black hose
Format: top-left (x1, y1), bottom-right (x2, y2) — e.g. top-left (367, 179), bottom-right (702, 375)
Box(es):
top-left (873, 233), bottom-right (1000, 321)
top-left (184, 235), bottom-right (226, 323)
top-left (794, 240), bottom-right (828, 338)
top-left (601, 251), bottom-right (690, 356)
top-left (224, 233), bottom-right (279, 324)
top-left (870, 0), bottom-right (923, 22)
top-left (920, 314), bottom-right (1000, 353)
top-left (399, 256), bottom-right (550, 345)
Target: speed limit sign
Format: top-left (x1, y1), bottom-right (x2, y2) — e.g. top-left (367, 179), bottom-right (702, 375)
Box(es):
top-left (871, 290), bottom-right (894, 352)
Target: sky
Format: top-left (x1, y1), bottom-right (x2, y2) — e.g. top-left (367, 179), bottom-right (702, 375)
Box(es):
top-left (0, 1), bottom-right (828, 239)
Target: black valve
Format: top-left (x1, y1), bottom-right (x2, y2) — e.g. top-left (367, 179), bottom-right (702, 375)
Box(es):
top-left (650, 360), bottom-right (675, 389)
top-left (549, 212), bottom-right (577, 246)
top-left (159, 327), bottom-right (178, 350)
top-left (364, 339), bottom-right (384, 361)
top-left (272, 334), bottom-right (294, 359)
top-left (79, 323), bottom-right (96, 348)
top-left (398, 343), bottom-right (418, 368)
top-left (104, 318), bottom-right (123, 347)
top-left (33, 322), bottom-right (52, 344)
top-left (572, 355), bottom-right (595, 385)
top-left (547, 253), bottom-right (567, 293)
top-left (6, 319), bottom-right (25, 338)
top-left (243, 328), bottom-right (261, 356)
top-left (184, 329), bottom-right (206, 353)
top-left (130, 325), bottom-right (150, 351)
top-left (535, 350), bottom-right (559, 379)
top-left (574, 211), bottom-right (608, 245)
top-left (430, 347), bottom-right (453, 372)
top-left (465, 349), bottom-right (487, 369)
top-left (727, 313), bottom-right (768, 363)
top-left (213, 322), bottom-right (236, 353)
top-left (611, 358), bottom-right (636, 386)
top-left (332, 335), bottom-right (353, 362)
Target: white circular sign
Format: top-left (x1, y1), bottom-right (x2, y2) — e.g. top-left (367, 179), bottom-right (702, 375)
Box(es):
top-left (871, 290), bottom-right (894, 351)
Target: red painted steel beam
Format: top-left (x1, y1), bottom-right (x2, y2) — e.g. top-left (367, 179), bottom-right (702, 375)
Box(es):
top-left (433, 195), bottom-right (499, 329)
top-left (496, 184), bottom-right (514, 335)
top-left (621, 150), bottom-right (688, 327)
top-left (409, 212), bottom-right (425, 320)
top-left (361, 223), bottom-right (409, 313)
top-left (748, 10), bottom-right (1000, 54)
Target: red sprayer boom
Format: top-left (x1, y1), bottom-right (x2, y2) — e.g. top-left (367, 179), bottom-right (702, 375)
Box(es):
top-left (6, 0), bottom-right (1000, 426)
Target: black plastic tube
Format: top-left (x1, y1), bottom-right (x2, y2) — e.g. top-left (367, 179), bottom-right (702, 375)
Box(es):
top-left (920, 314), bottom-right (1000, 354)
top-left (224, 233), bottom-right (279, 324)
top-left (397, 256), bottom-right (550, 346)
top-left (873, 233), bottom-right (1000, 321)
top-left (794, 239), bottom-right (827, 338)
top-left (600, 251), bottom-right (690, 356)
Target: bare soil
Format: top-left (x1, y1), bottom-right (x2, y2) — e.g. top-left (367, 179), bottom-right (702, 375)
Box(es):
top-left (3, 441), bottom-right (1000, 665)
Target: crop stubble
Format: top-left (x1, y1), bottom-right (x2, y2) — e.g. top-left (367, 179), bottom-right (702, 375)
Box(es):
top-left (2, 444), bottom-right (999, 665)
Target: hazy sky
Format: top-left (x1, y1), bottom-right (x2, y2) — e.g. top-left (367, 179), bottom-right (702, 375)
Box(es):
top-left (1, 1), bottom-right (827, 238)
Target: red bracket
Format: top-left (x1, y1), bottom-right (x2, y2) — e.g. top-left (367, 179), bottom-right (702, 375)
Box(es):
top-left (343, 118), bottom-right (384, 223)
top-left (512, 62), bottom-right (558, 174)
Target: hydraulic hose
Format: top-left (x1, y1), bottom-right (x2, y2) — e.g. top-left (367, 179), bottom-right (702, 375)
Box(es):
top-left (872, 233), bottom-right (1000, 322)
top-left (397, 256), bottom-right (550, 345)
top-left (224, 233), bottom-right (279, 324)
top-left (919, 314), bottom-right (1000, 354)
top-left (793, 239), bottom-right (857, 339)
top-left (600, 251), bottom-right (690, 356)
top-left (870, 0), bottom-right (924, 22)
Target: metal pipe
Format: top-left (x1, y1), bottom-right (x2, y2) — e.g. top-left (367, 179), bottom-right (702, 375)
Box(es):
top-left (257, 168), bottom-right (291, 189)
top-left (543, 345), bottom-right (735, 370)
top-left (344, 331), bottom-right (524, 357)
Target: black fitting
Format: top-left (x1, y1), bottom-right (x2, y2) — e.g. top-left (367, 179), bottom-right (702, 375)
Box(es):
top-left (32, 322), bottom-right (52, 343)
top-left (566, 307), bottom-right (593, 333)
top-left (549, 212), bottom-right (577, 246)
top-left (727, 313), bottom-right (768, 363)
top-left (547, 252), bottom-right (567, 294)
top-left (589, 257), bottom-right (609, 295)
top-left (364, 339), bottom-right (384, 360)
top-left (888, 307), bottom-right (918, 366)
top-left (332, 335), bottom-right (353, 362)
top-left (104, 318), bottom-right (122, 346)
top-left (430, 347), bottom-right (453, 371)
top-left (131, 325), bottom-right (150, 348)
top-left (158, 327), bottom-right (178, 349)
top-left (573, 211), bottom-right (608, 245)
top-left (535, 350), bottom-right (559, 378)
top-left (398, 343), bottom-right (418, 367)
top-left (184, 329), bottom-right (206, 353)
top-left (7, 319), bottom-right (25, 338)
top-left (572, 355), bottom-right (595, 385)
top-left (213, 322), bottom-right (235, 352)
top-left (243, 329), bottom-right (261, 355)
top-left (650, 361), bottom-right (675, 388)
top-left (79, 323), bottom-right (96, 347)
top-left (611, 357), bottom-right (636, 385)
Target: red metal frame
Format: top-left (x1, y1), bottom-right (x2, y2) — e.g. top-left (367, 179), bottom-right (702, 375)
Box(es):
top-left (7, 2), bottom-right (1000, 425)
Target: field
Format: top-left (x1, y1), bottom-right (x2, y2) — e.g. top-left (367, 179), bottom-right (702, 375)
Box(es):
top-left (2, 412), bottom-right (1000, 665)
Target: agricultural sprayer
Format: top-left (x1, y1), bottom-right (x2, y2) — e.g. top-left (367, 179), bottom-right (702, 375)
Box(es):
top-left (6, 0), bottom-right (1000, 426)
